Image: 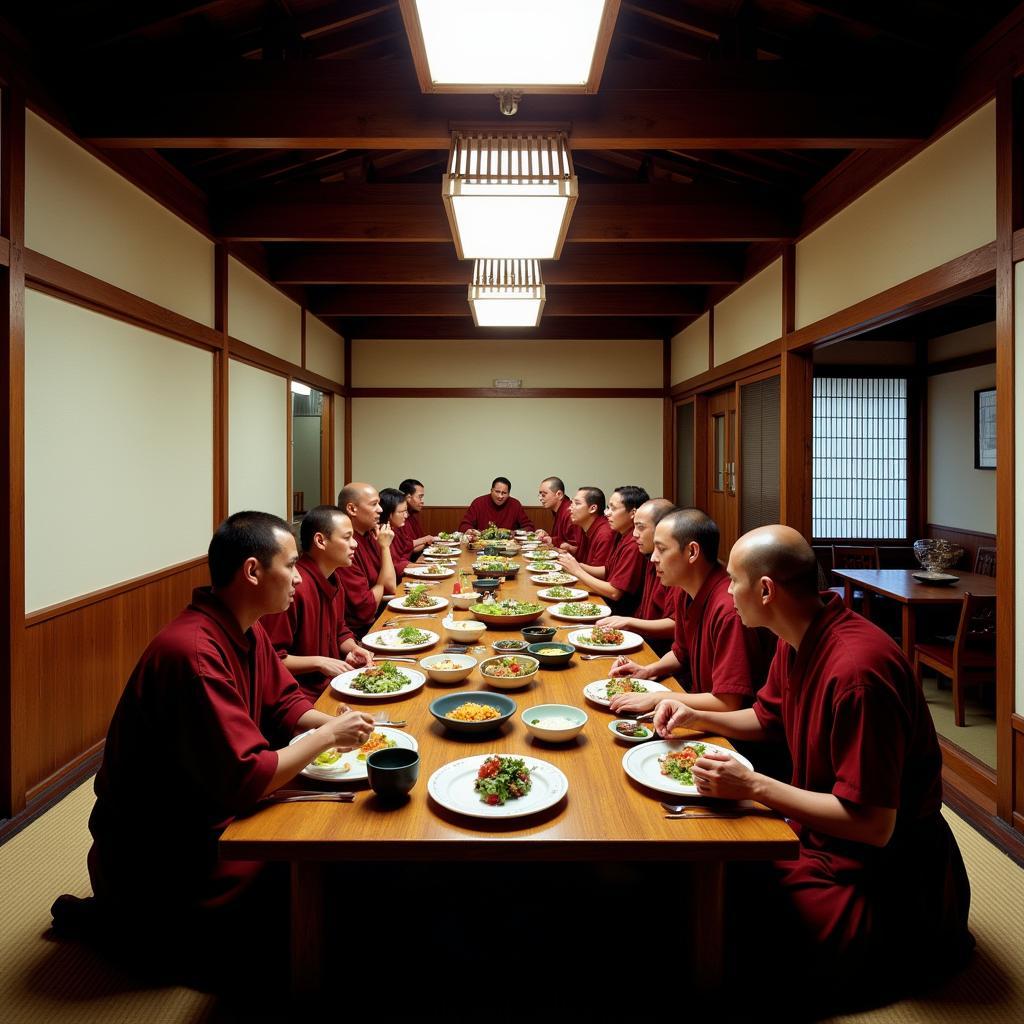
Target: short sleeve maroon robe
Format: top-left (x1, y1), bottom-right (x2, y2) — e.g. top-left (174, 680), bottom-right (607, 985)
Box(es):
top-left (261, 553), bottom-right (355, 699)
top-left (577, 515), bottom-right (616, 569)
top-left (458, 494), bottom-right (533, 532)
top-left (672, 563), bottom-right (768, 700)
top-left (88, 588), bottom-right (313, 917)
top-left (604, 533), bottom-right (646, 616)
top-left (752, 593), bottom-right (971, 969)
top-left (637, 558), bottom-right (673, 621)
top-left (389, 521), bottom-right (413, 577)
top-left (338, 529), bottom-right (384, 636)
top-left (550, 498), bottom-right (582, 549)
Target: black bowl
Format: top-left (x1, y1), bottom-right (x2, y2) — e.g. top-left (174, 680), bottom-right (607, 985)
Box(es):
top-left (474, 578), bottom-right (501, 596)
top-left (521, 625), bottom-right (557, 643)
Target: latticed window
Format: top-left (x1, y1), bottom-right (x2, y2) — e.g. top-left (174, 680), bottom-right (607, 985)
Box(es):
top-left (812, 377), bottom-right (908, 539)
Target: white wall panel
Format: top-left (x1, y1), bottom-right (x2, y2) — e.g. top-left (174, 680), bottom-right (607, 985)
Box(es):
top-left (305, 313), bottom-right (345, 383)
top-left (24, 291), bottom-right (213, 612)
top-left (671, 314), bottom-right (710, 385)
top-left (228, 360), bottom-right (288, 520)
top-left (228, 257), bottom-right (301, 365)
top-left (713, 259), bottom-right (782, 366)
top-left (25, 113), bottom-right (214, 327)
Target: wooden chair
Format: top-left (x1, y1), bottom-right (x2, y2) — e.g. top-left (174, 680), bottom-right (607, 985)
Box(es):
top-left (974, 546), bottom-right (996, 577)
top-left (831, 545), bottom-right (880, 609)
top-left (914, 593), bottom-right (996, 727)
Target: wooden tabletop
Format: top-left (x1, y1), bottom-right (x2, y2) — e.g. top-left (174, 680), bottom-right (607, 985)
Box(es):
top-left (221, 540), bottom-right (798, 864)
top-left (831, 568), bottom-right (997, 604)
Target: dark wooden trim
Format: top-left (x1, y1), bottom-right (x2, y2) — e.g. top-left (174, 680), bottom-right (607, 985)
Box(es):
top-left (228, 336), bottom-right (344, 396)
top-left (1, 87), bottom-right (26, 818)
top-left (670, 338), bottom-right (781, 398)
top-left (286, 379), bottom-right (294, 524)
top-left (1014, 226), bottom-right (1024, 263)
top-left (812, 364), bottom-right (914, 378)
top-left (926, 348), bottom-right (997, 376)
top-left (0, 236), bottom-right (9, 268)
top-left (343, 336), bottom-right (352, 489)
top-left (779, 349), bottom-right (813, 539)
top-left (942, 775), bottom-right (1024, 870)
top-left (662, 337), bottom-right (673, 496)
top-left (994, 75), bottom-right (1018, 823)
top-left (343, 333), bottom-right (352, 392)
top-left (24, 249), bottom-right (224, 352)
top-left (781, 244), bottom-right (795, 336)
top-left (707, 306), bottom-right (715, 370)
top-left (938, 735), bottom-right (997, 804)
top-left (348, 387), bottom-right (666, 399)
top-left (913, 339), bottom-right (928, 540)
top-left (321, 392), bottom-right (334, 505)
top-left (1013, 713), bottom-right (1024, 735)
top-left (25, 555), bottom-right (208, 628)
top-left (213, 244), bottom-right (229, 526)
top-left (785, 243), bottom-right (996, 353)
top-left (300, 307), bottom-right (307, 370)
top-left (0, 742), bottom-right (104, 848)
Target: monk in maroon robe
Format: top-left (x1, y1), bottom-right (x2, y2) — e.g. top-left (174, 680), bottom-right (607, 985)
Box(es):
top-left (398, 478), bottom-right (436, 557)
top-left (610, 507), bottom-right (769, 716)
top-left (379, 487), bottom-right (413, 576)
top-left (597, 498), bottom-right (677, 653)
top-left (535, 476), bottom-right (582, 552)
top-left (654, 525), bottom-right (972, 1004)
top-left (337, 482), bottom-right (396, 636)
top-left (261, 505), bottom-right (373, 699)
top-left (558, 486), bottom-right (615, 571)
top-left (558, 485), bottom-right (650, 615)
top-left (68, 511), bottom-right (374, 952)
top-left (459, 476), bottom-right (533, 535)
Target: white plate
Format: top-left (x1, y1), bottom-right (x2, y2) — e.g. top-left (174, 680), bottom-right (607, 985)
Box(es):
top-left (361, 628), bottom-right (439, 653)
top-left (330, 664), bottom-right (427, 699)
top-left (526, 561), bottom-right (560, 572)
top-left (427, 754), bottom-right (568, 820)
top-left (537, 587), bottom-right (588, 602)
top-left (548, 601), bottom-right (610, 622)
top-left (530, 572), bottom-right (578, 585)
top-left (404, 565), bottom-right (455, 580)
top-left (387, 595), bottom-right (450, 615)
top-left (531, 551), bottom-right (560, 561)
top-left (424, 546), bottom-right (460, 557)
top-left (582, 678), bottom-right (672, 708)
top-left (290, 727), bottom-right (418, 782)
top-left (568, 628), bottom-right (644, 653)
top-left (608, 720), bottom-right (657, 744)
top-left (622, 740), bottom-right (753, 797)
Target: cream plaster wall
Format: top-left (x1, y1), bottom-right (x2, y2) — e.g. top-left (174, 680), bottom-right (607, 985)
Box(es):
top-left (352, 339), bottom-right (662, 388)
top-left (927, 363), bottom-right (996, 534)
top-left (351, 397), bottom-right (664, 505)
top-left (929, 321), bottom-right (995, 362)
top-left (671, 314), bottom-right (710, 385)
top-left (228, 257), bottom-right (302, 365)
top-left (713, 259), bottom-right (783, 366)
top-left (796, 104), bottom-right (996, 330)
top-left (25, 113), bottom-right (215, 327)
top-left (228, 359), bottom-right (288, 520)
top-left (24, 290), bottom-right (213, 612)
top-left (305, 313), bottom-right (345, 383)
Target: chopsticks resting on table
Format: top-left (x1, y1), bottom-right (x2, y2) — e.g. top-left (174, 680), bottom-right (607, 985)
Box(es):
top-left (263, 791), bottom-right (356, 804)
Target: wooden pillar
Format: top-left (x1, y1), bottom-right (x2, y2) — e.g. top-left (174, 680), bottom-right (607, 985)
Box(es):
top-left (343, 336), bottom-right (352, 489)
top-left (995, 76), bottom-right (1021, 824)
top-left (213, 244), bottom-right (229, 525)
top-left (1, 89), bottom-right (26, 815)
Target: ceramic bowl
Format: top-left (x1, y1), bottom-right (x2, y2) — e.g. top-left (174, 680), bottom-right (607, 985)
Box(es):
top-left (419, 652), bottom-right (477, 684)
top-left (521, 704), bottom-right (588, 743)
top-left (428, 691), bottom-right (517, 734)
top-left (525, 641), bottom-right (575, 667)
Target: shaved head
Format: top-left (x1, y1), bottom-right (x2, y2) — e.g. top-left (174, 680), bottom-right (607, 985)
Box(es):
top-left (661, 508), bottom-right (719, 564)
top-left (638, 498), bottom-right (676, 525)
top-left (731, 525), bottom-right (819, 597)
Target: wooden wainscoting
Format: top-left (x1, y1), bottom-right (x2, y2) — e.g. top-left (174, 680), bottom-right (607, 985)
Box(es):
top-left (21, 557), bottom-right (209, 801)
top-left (926, 523), bottom-right (997, 571)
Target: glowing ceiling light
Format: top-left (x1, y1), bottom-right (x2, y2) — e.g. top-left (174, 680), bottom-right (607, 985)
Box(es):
top-left (469, 259), bottom-right (546, 327)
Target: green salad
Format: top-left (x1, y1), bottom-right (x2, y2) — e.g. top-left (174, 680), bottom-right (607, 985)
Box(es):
top-left (529, 561), bottom-right (557, 571)
top-left (546, 586), bottom-right (577, 599)
top-left (401, 584), bottom-right (435, 608)
top-left (396, 626), bottom-right (431, 644)
top-left (480, 524), bottom-right (512, 540)
top-left (437, 531), bottom-right (460, 541)
top-left (470, 599), bottom-right (543, 616)
top-left (605, 678), bottom-right (648, 698)
top-left (474, 754), bottom-right (532, 806)
top-left (659, 743), bottom-right (707, 786)
top-left (350, 661), bottom-right (410, 694)
top-left (558, 602), bottom-right (603, 617)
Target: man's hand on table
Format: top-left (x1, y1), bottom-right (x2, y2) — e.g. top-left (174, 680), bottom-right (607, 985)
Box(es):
top-left (597, 614), bottom-right (637, 631)
top-left (344, 647), bottom-right (374, 669)
top-left (556, 552), bottom-right (581, 575)
top-left (608, 656), bottom-right (659, 680)
top-left (609, 690), bottom-right (665, 714)
top-left (317, 656), bottom-right (353, 678)
top-left (692, 751), bottom-right (757, 801)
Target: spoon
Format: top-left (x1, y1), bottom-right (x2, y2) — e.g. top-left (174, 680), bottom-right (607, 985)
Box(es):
top-left (581, 654), bottom-right (619, 661)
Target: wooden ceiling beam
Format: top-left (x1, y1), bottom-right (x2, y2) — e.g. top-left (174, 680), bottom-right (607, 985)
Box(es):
top-left (308, 286), bottom-right (706, 318)
top-left (270, 243), bottom-right (744, 286)
top-left (332, 316), bottom-right (677, 340)
top-left (216, 183), bottom-right (796, 242)
top-left (72, 59), bottom-right (937, 150)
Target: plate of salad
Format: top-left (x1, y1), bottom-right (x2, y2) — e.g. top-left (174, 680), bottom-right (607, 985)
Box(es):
top-left (530, 572), bottom-right (578, 585)
top-left (427, 753), bottom-right (568, 820)
top-left (329, 661), bottom-right (427, 699)
top-left (537, 586), bottom-right (588, 602)
top-left (621, 740), bottom-right (753, 797)
top-left (567, 627), bottom-right (643, 653)
top-left (582, 677), bottom-right (672, 708)
top-left (361, 626), bottom-right (439, 653)
top-left (404, 565), bottom-right (455, 580)
top-left (387, 586), bottom-right (449, 614)
top-left (290, 727), bottom-right (419, 782)
top-left (548, 601), bottom-right (610, 622)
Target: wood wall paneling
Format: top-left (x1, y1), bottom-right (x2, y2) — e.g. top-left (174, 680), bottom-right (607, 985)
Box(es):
top-left (924, 524), bottom-right (997, 570)
top-left (779, 349), bottom-right (813, 539)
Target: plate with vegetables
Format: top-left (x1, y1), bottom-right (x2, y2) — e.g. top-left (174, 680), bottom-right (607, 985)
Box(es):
top-left (621, 740), bottom-right (753, 797)
top-left (536, 586), bottom-right (588, 602)
top-left (548, 601), bottom-right (610, 622)
top-left (567, 627), bottom-right (643, 653)
top-left (530, 572), bottom-right (578, 585)
top-left (290, 727), bottom-right (418, 782)
top-left (387, 586), bottom-right (449, 614)
top-left (329, 661), bottom-right (427, 699)
top-left (582, 677), bottom-right (672, 708)
top-left (361, 627), bottom-right (439, 653)
top-left (427, 753), bottom-right (568, 820)
top-left (404, 565), bottom-right (455, 580)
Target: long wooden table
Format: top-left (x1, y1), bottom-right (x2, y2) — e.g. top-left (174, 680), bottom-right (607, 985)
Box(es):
top-left (221, 540), bottom-right (798, 997)
top-left (832, 568), bottom-right (996, 658)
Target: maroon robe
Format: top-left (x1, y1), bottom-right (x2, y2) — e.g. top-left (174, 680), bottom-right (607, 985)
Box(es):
top-left (577, 515), bottom-right (616, 569)
top-left (672, 563), bottom-right (767, 700)
top-left (550, 497), bottom-right (582, 549)
top-left (458, 494), bottom-right (533, 532)
top-left (338, 529), bottom-right (384, 636)
top-left (752, 594), bottom-right (971, 970)
top-left (261, 553), bottom-right (355, 699)
top-left (389, 520), bottom-right (413, 577)
top-left (88, 588), bottom-right (312, 917)
top-left (637, 558), bottom-right (674, 621)
top-left (605, 532), bottom-right (646, 616)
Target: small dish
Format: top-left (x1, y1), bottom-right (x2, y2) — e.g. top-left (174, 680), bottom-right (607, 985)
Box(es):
top-left (442, 617), bottom-right (487, 644)
top-left (522, 704), bottom-right (588, 743)
top-left (450, 591), bottom-right (481, 610)
top-left (419, 652), bottom-right (477, 684)
top-left (608, 719), bottom-right (656, 744)
top-left (492, 638), bottom-right (529, 652)
top-left (525, 641), bottom-right (575, 667)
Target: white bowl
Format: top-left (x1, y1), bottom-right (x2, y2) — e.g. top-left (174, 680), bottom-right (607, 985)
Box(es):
top-left (442, 617), bottom-right (487, 644)
top-left (479, 654), bottom-right (540, 690)
top-left (521, 704), bottom-right (588, 742)
top-left (419, 652), bottom-right (478, 684)
top-left (450, 591), bottom-right (481, 610)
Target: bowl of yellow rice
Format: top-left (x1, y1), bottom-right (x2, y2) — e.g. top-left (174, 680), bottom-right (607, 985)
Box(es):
top-left (429, 692), bottom-right (517, 734)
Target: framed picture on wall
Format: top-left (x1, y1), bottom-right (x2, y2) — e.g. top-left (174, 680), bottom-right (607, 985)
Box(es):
top-left (974, 387), bottom-right (996, 469)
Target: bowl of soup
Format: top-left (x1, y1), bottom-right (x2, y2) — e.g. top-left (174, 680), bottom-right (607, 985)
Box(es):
top-left (521, 704), bottom-right (588, 743)
top-left (525, 641), bottom-right (575, 667)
